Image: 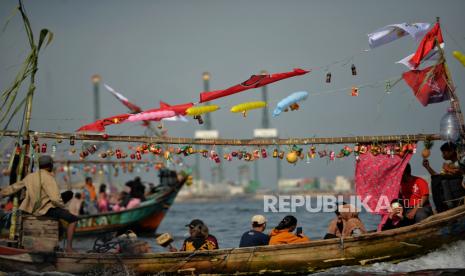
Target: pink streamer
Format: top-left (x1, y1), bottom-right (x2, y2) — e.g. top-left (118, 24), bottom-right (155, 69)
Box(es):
top-left (127, 110), bottom-right (175, 122)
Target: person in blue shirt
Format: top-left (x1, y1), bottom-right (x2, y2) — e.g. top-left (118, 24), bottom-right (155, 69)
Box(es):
top-left (239, 215), bottom-right (269, 247)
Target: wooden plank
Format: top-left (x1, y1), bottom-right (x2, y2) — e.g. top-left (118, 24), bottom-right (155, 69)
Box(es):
top-left (0, 130), bottom-right (441, 145)
top-left (21, 236), bottom-right (58, 252)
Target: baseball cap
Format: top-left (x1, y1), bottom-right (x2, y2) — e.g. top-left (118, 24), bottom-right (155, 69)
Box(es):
top-left (251, 215), bottom-right (266, 225)
top-left (185, 219), bottom-right (204, 228)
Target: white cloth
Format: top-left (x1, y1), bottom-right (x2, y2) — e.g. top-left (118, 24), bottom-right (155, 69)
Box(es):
top-left (397, 42), bottom-right (444, 69)
top-left (368, 23), bottom-right (431, 49)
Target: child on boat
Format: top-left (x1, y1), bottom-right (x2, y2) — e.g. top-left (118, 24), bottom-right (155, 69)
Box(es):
top-left (423, 142), bottom-right (465, 212)
top-left (269, 215), bottom-right (310, 245)
top-left (325, 203), bottom-right (366, 239)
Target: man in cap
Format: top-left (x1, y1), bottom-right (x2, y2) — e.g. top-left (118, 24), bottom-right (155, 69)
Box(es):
top-left (180, 219), bottom-right (218, 250)
top-left (239, 215), bottom-right (269, 247)
top-left (0, 155), bottom-right (78, 252)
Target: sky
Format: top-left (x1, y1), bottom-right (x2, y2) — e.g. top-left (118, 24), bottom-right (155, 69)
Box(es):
top-left (1, 0), bottom-right (465, 188)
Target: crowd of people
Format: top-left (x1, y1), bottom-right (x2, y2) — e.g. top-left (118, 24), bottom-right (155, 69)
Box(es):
top-left (0, 141), bottom-right (464, 253)
top-left (69, 176), bottom-right (149, 216)
top-left (168, 142), bottom-right (465, 252)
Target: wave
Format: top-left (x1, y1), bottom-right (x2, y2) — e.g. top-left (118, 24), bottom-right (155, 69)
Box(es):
top-left (314, 240), bottom-right (465, 275)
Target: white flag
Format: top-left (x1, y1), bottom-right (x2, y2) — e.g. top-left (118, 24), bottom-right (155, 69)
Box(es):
top-left (368, 23), bottom-right (431, 49)
top-left (397, 42), bottom-right (445, 69)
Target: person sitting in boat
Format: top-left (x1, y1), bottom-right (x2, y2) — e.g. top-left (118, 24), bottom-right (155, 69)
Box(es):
top-left (382, 199), bottom-right (413, 231)
top-left (82, 177), bottom-right (98, 214)
top-left (112, 191), bottom-right (131, 211)
top-left (184, 219), bottom-right (219, 250)
top-left (0, 155), bottom-right (78, 252)
top-left (98, 184), bottom-right (109, 213)
top-left (269, 215), bottom-right (310, 245)
top-left (400, 164), bottom-right (432, 222)
top-left (239, 215), bottom-right (269, 247)
top-left (422, 142), bottom-right (465, 212)
top-left (126, 177), bottom-right (146, 202)
top-left (180, 219), bottom-right (218, 251)
top-left (324, 203), bottom-right (366, 239)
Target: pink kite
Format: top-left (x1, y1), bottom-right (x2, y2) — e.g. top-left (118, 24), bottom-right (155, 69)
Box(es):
top-left (199, 68), bottom-right (310, 103)
top-left (127, 110), bottom-right (176, 122)
top-left (355, 147), bottom-right (413, 231)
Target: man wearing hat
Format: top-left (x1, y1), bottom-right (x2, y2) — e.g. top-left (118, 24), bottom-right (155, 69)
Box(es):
top-left (0, 155), bottom-right (78, 252)
top-left (239, 215), bottom-right (269, 247)
top-left (180, 219), bottom-right (219, 251)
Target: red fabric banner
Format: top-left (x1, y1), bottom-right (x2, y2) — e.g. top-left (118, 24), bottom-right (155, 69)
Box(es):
top-left (199, 68), bottom-right (310, 103)
top-left (409, 22), bottom-right (443, 69)
top-left (355, 149), bottom-right (413, 230)
top-left (402, 63), bottom-right (451, 106)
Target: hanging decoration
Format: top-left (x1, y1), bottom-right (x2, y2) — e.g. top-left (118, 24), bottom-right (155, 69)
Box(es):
top-left (453, 51), bottom-right (465, 67)
top-left (230, 101), bottom-right (267, 117)
top-left (367, 22), bottom-right (431, 49)
top-left (326, 72), bottom-right (331, 83)
top-left (402, 63), bottom-right (451, 106)
top-left (351, 64), bottom-right (357, 76)
top-left (127, 110), bottom-right (176, 122)
top-left (351, 87), bottom-right (359, 97)
top-left (385, 80), bottom-right (391, 93)
top-left (272, 91), bottom-right (309, 117)
top-left (199, 68), bottom-right (309, 103)
top-left (186, 105), bottom-right (220, 125)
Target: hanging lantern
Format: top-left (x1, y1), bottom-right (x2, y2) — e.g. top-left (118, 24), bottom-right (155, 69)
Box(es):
top-left (51, 144), bottom-right (57, 154)
top-left (261, 148), bottom-right (267, 158)
top-left (440, 107), bottom-right (461, 142)
top-left (41, 143), bottom-right (47, 153)
top-left (253, 150), bottom-right (260, 159)
top-left (310, 146), bottom-right (316, 159)
top-left (318, 150), bottom-right (327, 158)
top-left (231, 151), bottom-right (238, 157)
top-left (188, 147), bottom-right (194, 155)
top-left (136, 151), bottom-right (142, 160)
top-left (57, 138), bottom-right (62, 144)
top-left (351, 64), bottom-right (357, 76)
top-left (100, 152), bottom-right (107, 158)
top-left (70, 148), bottom-right (76, 154)
top-left (351, 87), bottom-right (359, 97)
top-left (273, 149), bottom-right (278, 158)
top-left (326, 72), bottom-right (332, 83)
top-left (202, 150), bottom-right (208, 158)
top-left (244, 153), bottom-right (252, 161)
top-left (385, 80), bottom-right (391, 93)
top-left (130, 153), bottom-right (136, 159)
top-left (278, 151), bottom-right (285, 159)
top-left (69, 135), bottom-right (75, 146)
top-left (116, 149), bottom-right (122, 159)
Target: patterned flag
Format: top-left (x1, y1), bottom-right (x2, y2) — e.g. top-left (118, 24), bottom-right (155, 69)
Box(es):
top-left (402, 63), bottom-right (451, 106)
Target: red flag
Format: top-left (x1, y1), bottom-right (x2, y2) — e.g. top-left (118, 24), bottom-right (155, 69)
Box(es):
top-left (409, 22), bottom-right (443, 69)
top-left (199, 68), bottom-right (309, 103)
top-left (402, 63), bottom-right (451, 106)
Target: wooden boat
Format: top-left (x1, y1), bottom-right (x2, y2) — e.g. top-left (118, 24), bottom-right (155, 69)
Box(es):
top-left (0, 202), bottom-right (464, 275)
top-left (75, 178), bottom-right (185, 236)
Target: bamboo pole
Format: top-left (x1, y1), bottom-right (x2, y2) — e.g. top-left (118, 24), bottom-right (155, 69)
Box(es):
top-left (9, 1), bottom-right (38, 241)
top-left (0, 130), bottom-right (440, 146)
